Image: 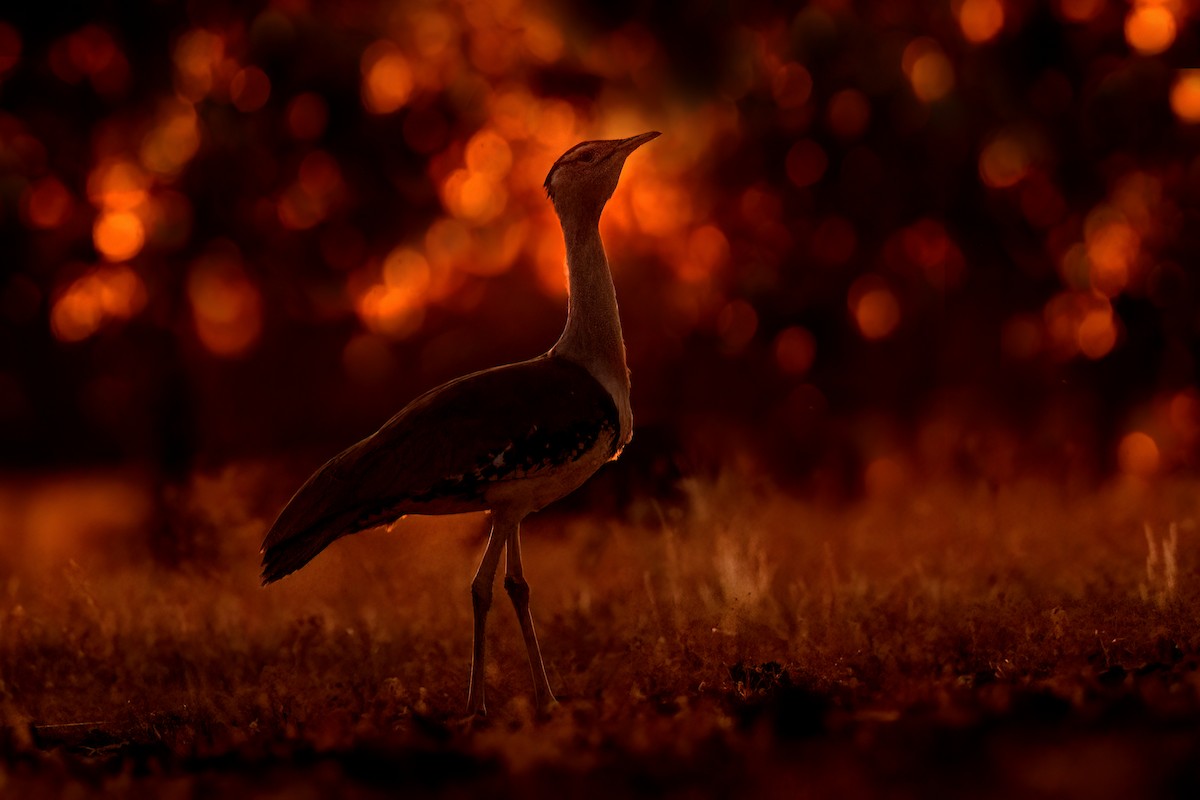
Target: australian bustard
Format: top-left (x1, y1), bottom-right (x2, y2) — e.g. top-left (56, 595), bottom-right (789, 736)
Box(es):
top-left (261, 131), bottom-right (660, 716)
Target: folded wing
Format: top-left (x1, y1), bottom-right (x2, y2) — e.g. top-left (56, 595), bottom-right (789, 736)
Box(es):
top-left (260, 355), bottom-right (619, 583)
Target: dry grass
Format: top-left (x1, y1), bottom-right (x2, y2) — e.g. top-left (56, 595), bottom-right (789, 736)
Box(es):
top-left (2, 465), bottom-right (1200, 797)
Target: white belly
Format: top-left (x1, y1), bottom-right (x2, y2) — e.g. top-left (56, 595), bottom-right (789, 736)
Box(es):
top-left (482, 428), bottom-right (617, 514)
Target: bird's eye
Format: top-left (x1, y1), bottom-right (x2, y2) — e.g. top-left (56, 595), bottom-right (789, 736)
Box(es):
top-left (577, 151), bottom-right (594, 163)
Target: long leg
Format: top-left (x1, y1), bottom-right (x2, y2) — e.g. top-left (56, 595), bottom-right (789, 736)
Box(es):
top-left (466, 513), bottom-right (508, 716)
top-left (503, 521), bottom-right (557, 714)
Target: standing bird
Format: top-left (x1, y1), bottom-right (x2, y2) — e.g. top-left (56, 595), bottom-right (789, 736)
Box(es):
top-left (261, 131), bottom-right (660, 716)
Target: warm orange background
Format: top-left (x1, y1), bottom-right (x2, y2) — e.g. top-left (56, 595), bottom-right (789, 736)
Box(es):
top-left (2, 0), bottom-right (1199, 499)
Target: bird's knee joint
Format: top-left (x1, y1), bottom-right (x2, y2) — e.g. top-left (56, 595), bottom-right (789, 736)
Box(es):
top-left (504, 575), bottom-right (529, 605)
top-left (471, 580), bottom-right (492, 612)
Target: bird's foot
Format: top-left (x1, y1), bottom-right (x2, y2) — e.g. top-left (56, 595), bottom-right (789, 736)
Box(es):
top-left (535, 695), bottom-right (560, 719)
top-left (464, 686), bottom-right (486, 720)
top-left (451, 708), bottom-right (491, 734)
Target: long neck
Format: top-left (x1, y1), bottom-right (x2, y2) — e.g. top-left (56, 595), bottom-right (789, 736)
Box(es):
top-left (551, 211), bottom-right (631, 420)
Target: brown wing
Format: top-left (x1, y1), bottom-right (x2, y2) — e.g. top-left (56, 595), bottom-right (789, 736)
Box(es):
top-left (260, 355), bottom-right (618, 583)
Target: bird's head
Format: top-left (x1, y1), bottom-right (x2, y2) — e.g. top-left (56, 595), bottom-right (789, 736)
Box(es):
top-left (544, 131), bottom-right (660, 219)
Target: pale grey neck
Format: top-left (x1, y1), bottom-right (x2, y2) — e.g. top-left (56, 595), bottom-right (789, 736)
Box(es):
top-left (550, 215), bottom-right (629, 395)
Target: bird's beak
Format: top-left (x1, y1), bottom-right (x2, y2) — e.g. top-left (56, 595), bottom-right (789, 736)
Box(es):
top-left (617, 131), bottom-right (661, 152)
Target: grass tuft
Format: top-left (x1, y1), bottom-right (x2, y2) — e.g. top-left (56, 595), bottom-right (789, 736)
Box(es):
top-left (2, 467), bottom-right (1200, 795)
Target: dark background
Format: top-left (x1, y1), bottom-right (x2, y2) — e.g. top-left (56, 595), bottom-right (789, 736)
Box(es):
top-left (2, 0), bottom-right (1199, 500)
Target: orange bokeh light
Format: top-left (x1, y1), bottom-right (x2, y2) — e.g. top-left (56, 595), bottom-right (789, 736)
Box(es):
top-left (1169, 390), bottom-right (1200, 441)
top-left (1058, 0), bottom-right (1105, 23)
top-left (287, 92), bottom-right (329, 140)
top-left (895, 219), bottom-right (965, 290)
top-left (141, 99), bottom-right (202, 178)
top-left (774, 326), bottom-right (817, 375)
top-left (1086, 218), bottom-right (1138, 297)
top-left (957, 0), bottom-right (1005, 43)
top-left (411, 8), bottom-right (458, 60)
top-left (277, 186), bottom-right (322, 230)
top-left (173, 29), bottom-right (225, 102)
top-left (361, 40), bottom-right (413, 115)
top-left (531, 100), bottom-right (578, 150)
top-left (1118, 431), bottom-right (1159, 476)
top-left (23, 177), bottom-right (73, 229)
top-left (533, 224), bottom-right (568, 296)
top-left (469, 28), bottom-right (519, 76)
top-left (903, 38), bottom-right (955, 103)
top-left (979, 134), bottom-right (1030, 188)
top-left (849, 276), bottom-right (901, 340)
top-left (383, 247), bottom-right (433, 298)
top-left (1043, 292), bottom-right (1082, 358)
top-left (93, 210), bottom-right (145, 262)
top-left (51, 26), bottom-right (125, 91)
top-left (785, 139), bottom-right (828, 188)
top-left (471, 220), bottom-right (526, 277)
top-left (442, 169), bottom-right (507, 223)
top-left (51, 293), bottom-right (103, 342)
top-left (827, 89), bottom-right (871, 139)
top-left (491, 86), bottom-right (539, 141)
top-left (50, 264), bottom-right (147, 342)
top-left (1125, 3), bottom-right (1176, 55)
top-left (1170, 70), bottom-right (1200, 123)
top-left (88, 159), bottom-right (149, 211)
top-left (1077, 306), bottom-right (1117, 359)
top-left (357, 284), bottom-right (426, 339)
top-left (66, 26), bottom-right (117, 78)
top-left (230, 65), bottom-right (271, 112)
top-left (677, 224), bottom-right (730, 282)
top-left (772, 63), bottom-right (813, 109)
top-left (465, 129), bottom-right (513, 178)
top-left (18, 2), bottom-right (1197, 494)
top-left (522, 16), bottom-right (565, 64)
top-left (188, 251), bottom-right (262, 356)
top-left (278, 151), bottom-right (343, 230)
top-left (1110, 171), bottom-right (1161, 233)
top-left (630, 179), bottom-right (693, 236)
top-left (425, 217), bottom-right (473, 273)
top-left (357, 245), bottom-right (439, 338)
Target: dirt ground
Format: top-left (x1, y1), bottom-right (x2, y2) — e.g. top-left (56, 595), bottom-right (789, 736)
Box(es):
top-left (2, 465), bottom-right (1199, 798)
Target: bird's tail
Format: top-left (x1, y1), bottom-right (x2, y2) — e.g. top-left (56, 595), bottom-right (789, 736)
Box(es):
top-left (260, 521), bottom-right (350, 584)
top-left (259, 456), bottom-right (364, 584)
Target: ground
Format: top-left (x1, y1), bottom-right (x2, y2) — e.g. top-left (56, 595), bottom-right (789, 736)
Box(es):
top-left (1, 465), bottom-right (1199, 798)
